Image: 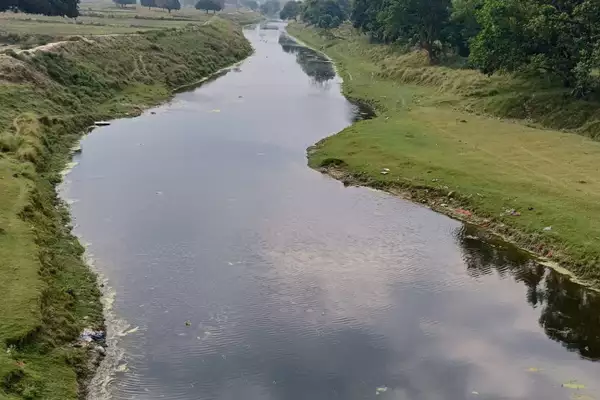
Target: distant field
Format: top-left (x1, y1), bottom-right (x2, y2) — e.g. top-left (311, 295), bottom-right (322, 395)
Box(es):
top-left (0, 3), bottom-right (258, 46)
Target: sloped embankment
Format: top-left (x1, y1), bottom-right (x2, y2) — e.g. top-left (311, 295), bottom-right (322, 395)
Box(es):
top-left (0, 18), bottom-right (251, 400)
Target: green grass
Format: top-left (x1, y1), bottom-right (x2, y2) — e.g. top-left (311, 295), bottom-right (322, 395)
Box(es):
top-left (0, 18), bottom-right (252, 399)
top-left (288, 23), bottom-right (600, 286)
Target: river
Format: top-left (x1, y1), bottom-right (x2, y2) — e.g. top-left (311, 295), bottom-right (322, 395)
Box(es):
top-left (61, 24), bottom-right (600, 400)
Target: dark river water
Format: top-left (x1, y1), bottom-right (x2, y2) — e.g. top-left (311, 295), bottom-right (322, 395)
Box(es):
top-left (61, 25), bottom-right (600, 400)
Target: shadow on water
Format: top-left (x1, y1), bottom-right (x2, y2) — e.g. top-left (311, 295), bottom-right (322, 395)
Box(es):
top-left (278, 33), bottom-right (376, 121)
top-left (456, 225), bottom-right (600, 361)
top-left (173, 69), bottom-right (233, 94)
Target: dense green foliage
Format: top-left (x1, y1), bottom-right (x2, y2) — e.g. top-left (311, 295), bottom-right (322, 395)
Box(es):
top-left (345, 0), bottom-right (600, 93)
top-left (0, 0), bottom-right (79, 17)
top-left (301, 0), bottom-right (345, 28)
top-left (195, 0), bottom-right (222, 13)
top-left (470, 0), bottom-right (600, 94)
top-left (259, 0), bottom-right (280, 16)
top-left (280, 0), bottom-right (300, 20)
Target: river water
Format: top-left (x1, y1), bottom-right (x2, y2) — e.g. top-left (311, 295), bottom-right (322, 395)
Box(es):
top-left (61, 25), bottom-right (600, 400)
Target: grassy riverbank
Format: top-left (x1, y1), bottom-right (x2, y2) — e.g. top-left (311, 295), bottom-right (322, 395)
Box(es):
top-left (0, 18), bottom-right (252, 400)
top-left (288, 23), bottom-right (600, 287)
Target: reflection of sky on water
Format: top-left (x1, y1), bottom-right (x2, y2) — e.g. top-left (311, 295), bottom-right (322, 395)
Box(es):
top-left (63, 24), bottom-right (600, 400)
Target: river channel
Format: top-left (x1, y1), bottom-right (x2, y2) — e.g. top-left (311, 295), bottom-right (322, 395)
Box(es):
top-left (61, 24), bottom-right (600, 400)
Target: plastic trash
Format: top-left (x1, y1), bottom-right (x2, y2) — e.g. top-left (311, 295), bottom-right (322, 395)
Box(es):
top-left (376, 387), bottom-right (388, 395)
top-left (79, 328), bottom-right (105, 343)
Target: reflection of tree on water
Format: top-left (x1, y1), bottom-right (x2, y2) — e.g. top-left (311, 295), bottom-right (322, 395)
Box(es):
top-left (456, 225), bottom-right (600, 361)
top-left (279, 34), bottom-right (336, 84)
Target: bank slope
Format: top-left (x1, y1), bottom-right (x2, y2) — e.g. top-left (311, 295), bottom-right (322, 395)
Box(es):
top-left (0, 18), bottom-right (252, 400)
top-left (288, 23), bottom-right (600, 288)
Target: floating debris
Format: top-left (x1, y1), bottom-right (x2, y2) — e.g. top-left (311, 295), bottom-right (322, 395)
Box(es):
top-left (563, 381), bottom-right (586, 390)
top-left (120, 326), bottom-right (139, 336)
top-left (185, 320), bottom-right (192, 327)
top-left (210, 109), bottom-right (221, 113)
top-left (77, 328), bottom-right (105, 347)
top-left (376, 387), bottom-right (388, 395)
top-left (115, 363), bottom-right (128, 373)
top-left (526, 367), bottom-right (541, 372)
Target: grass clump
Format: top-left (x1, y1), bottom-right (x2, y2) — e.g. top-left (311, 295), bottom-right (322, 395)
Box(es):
top-left (0, 17), bottom-right (252, 400)
top-left (288, 23), bottom-right (600, 286)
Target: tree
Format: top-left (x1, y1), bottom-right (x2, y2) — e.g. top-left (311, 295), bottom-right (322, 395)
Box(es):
top-left (376, 0), bottom-right (452, 63)
top-left (350, 0), bottom-right (385, 38)
top-left (141, 0), bottom-right (156, 8)
top-left (259, 0), bottom-right (280, 16)
top-left (195, 0), bottom-right (221, 13)
top-left (280, 0), bottom-right (300, 20)
top-left (156, 0), bottom-right (180, 11)
top-left (1, 0), bottom-right (80, 17)
top-left (447, 0), bottom-right (483, 56)
top-left (469, 0), bottom-right (598, 91)
top-left (301, 0), bottom-right (345, 29)
top-left (113, 0), bottom-right (137, 8)
top-left (469, 0), bottom-right (534, 74)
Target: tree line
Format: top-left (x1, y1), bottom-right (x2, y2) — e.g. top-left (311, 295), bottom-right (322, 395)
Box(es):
top-left (280, 0), bottom-right (600, 95)
top-left (1, 0), bottom-right (79, 17)
top-left (117, 0), bottom-right (225, 13)
top-left (1, 0), bottom-right (227, 16)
